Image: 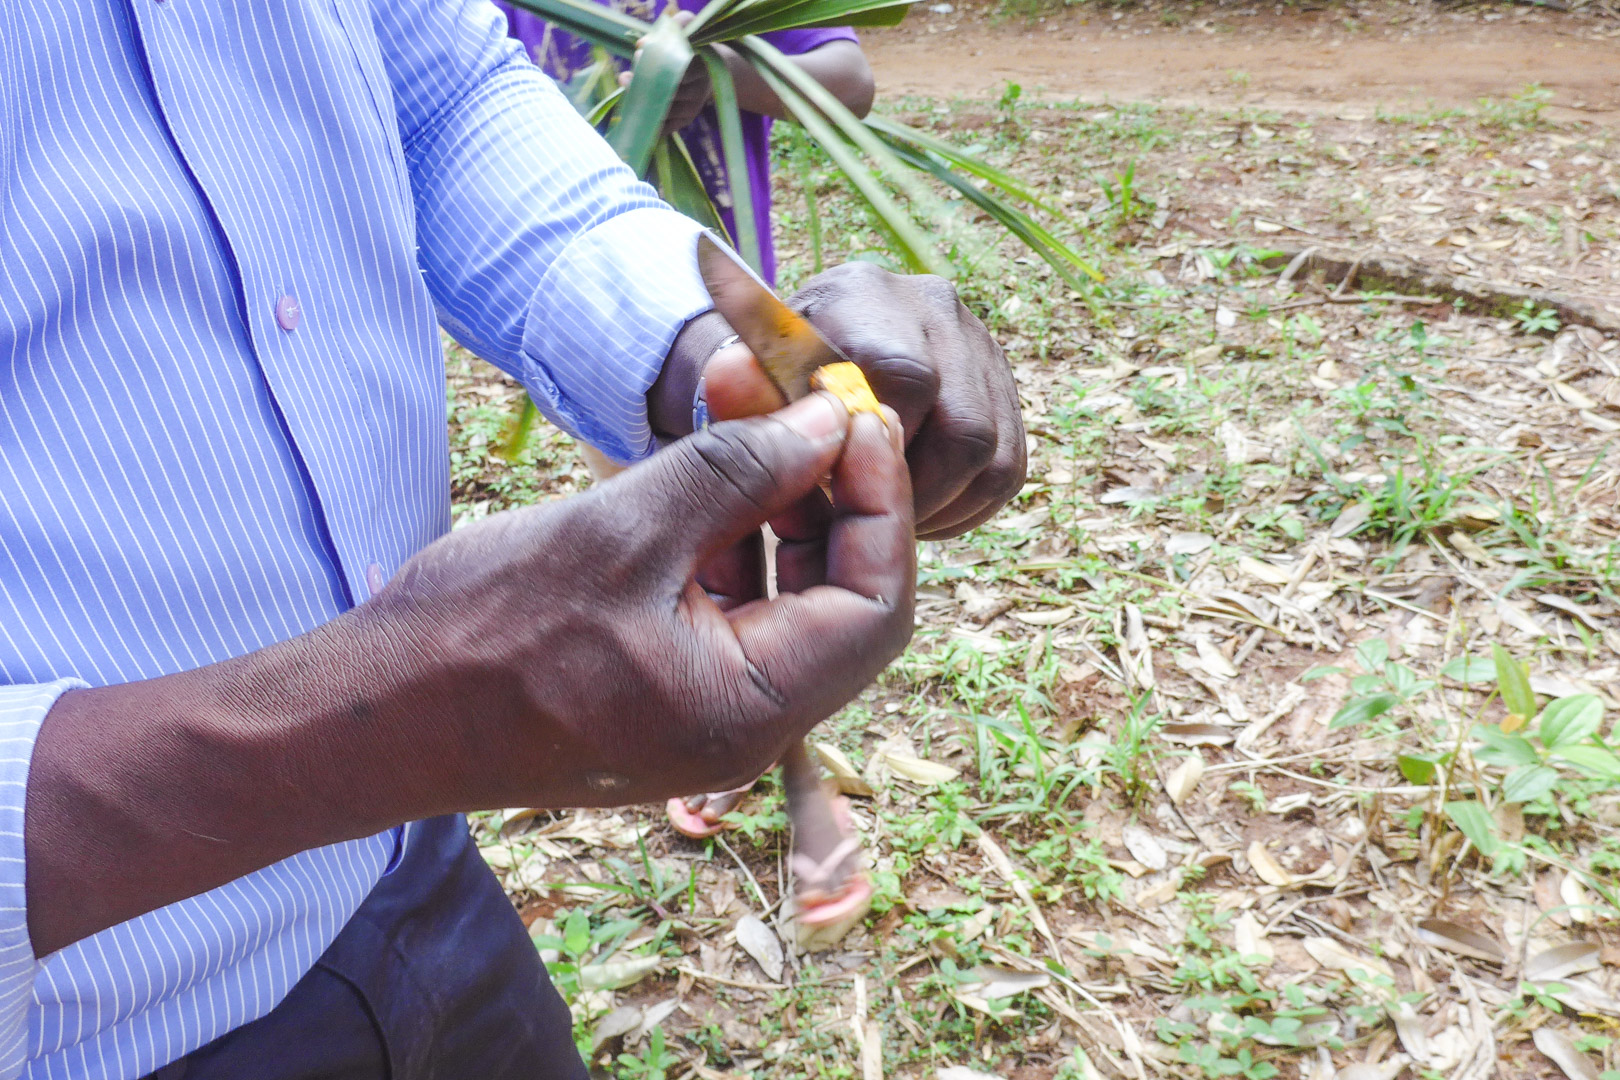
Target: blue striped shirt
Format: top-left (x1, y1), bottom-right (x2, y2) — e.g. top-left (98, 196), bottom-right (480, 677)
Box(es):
top-left (0, 1), bottom-right (709, 1075)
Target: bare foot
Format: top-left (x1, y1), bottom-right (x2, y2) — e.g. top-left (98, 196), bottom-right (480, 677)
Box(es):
top-left (780, 742), bottom-right (872, 925)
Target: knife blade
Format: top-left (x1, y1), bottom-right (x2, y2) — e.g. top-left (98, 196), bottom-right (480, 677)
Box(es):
top-left (696, 233), bottom-right (849, 404)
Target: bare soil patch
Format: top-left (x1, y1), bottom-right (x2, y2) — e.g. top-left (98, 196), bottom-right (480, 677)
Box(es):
top-left (863, 1), bottom-right (1620, 126)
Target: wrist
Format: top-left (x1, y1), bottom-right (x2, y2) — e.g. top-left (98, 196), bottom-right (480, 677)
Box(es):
top-left (649, 309), bottom-right (736, 440)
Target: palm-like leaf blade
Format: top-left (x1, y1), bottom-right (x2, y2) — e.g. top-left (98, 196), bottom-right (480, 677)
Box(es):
top-left (604, 15), bottom-right (691, 174)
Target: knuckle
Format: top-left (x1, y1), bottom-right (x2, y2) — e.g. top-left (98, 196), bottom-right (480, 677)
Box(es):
top-left (868, 353), bottom-right (940, 402)
top-left (840, 259), bottom-right (887, 284)
top-left (803, 260), bottom-right (884, 301)
top-left (946, 412), bottom-right (998, 473)
top-left (914, 273), bottom-right (960, 309)
top-left (993, 433), bottom-right (1029, 495)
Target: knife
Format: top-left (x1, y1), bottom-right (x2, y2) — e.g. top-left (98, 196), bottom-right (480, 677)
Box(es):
top-left (695, 233), bottom-right (851, 405)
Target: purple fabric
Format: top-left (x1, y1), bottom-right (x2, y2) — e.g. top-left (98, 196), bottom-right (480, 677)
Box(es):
top-left (494, 0), bottom-right (856, 285)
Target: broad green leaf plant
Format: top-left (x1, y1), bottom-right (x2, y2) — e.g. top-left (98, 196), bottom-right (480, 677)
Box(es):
top-left (510, 0), bottom-right (1096, 285)
top-left (497, 0), bottom-right (1097, 456)
top-left (1309, 640), bottom-right (1619, 912)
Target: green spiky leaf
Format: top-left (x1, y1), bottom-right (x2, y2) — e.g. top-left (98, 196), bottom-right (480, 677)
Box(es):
top-left (604, 15), bottom-right (692, 175)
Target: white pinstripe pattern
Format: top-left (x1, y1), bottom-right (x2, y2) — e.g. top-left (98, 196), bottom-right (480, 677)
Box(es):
top-left (1, 1), bottom-right (709, 1076)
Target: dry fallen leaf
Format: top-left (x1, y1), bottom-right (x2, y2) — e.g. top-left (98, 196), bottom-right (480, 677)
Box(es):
top-left (957, 907), bottom-right (995, 943)
top-left (1161, 722), bottom-right (1237, 746)
top-left (1563, 872), bottom-right (1597, 924)
top-left (591, 1005), bottom-right (644, 1051)
top-left (1388, 1003), bottom-right (1428, 1063)
top-left (1011, 606), bottom-right (1075, 626)
top-left (938, 1068), bottom-right (1004, 1080)
top-left (1553, 381), bottom-right (1600, 410)
top-left (1448, 530), bottom-right (1494, 565)
top-left (1239, 555), bottom-right (1294, 585)
top-left (1551, 976), bottom-right (1620, 1019)
top-left (1414, 918), bottom-right (1503, 964)
top-left (579, 953), bottom-right (662, 992)
top-left (1248, 841), bottom-right (1302, 887)
top-left (1330, 503), bottom-right (1372, 539)
top-left (1302, 936), bottom-right (1393, 979)
top-left (630, 999), bottom-right (679, 1045)
top-left (959, 964), bottom-right (1050, 1001)
top-left (1123, 824), bottom-right (1170, 871)
top-left (1533, 1027), bottom-right (1601, 1080)
top-left (1332, 1061), bottom-right (1407, 1080)
top-left (1195, 635), bottom-right (1239, 679)
top-left (1495, 599), bottom-right (1548, 639)
top-left (736, 914), bottom-right (785, 981)
top-left (1525, 941), bottom-right (1602, 983)
top-left (1166, 531), bottom-right (1214, 556)
top-left (1067, 928), bottom-right (1173, 964)
top-left (814, 742), bottom-right (875, 797)
top-left (880, 751), bottom-right (959, 787)
top-left (1536, 593), bottom-right (1605, 631)
top-left (1233, 911), bottom-right (1273, 961)
top-left (1166, 752), bottom-right (1205, 806)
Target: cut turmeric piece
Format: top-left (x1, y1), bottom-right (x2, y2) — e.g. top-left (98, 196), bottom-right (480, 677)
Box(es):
top-left (809, 362), bottom-right (882, 415)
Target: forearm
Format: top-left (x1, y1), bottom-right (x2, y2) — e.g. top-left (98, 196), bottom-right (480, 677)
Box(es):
top-left (22, 596), bottom-right (578, 957)
top-left (25, 612), bottom-right (405, 954)
top-left (724, 40), bottom-right (874, 123)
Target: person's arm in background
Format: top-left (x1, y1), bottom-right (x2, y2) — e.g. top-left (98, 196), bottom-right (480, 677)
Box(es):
top-left (659, 32), bottom-right (874, 132)
top-left (732, 38), bottom-right (874, 121)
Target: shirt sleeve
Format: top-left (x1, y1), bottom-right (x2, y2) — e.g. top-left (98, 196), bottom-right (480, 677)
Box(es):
top-left (758, 25), bottom-right (860, 54)
top-left (369, 0), bottom-right (712, 464)
top-left (0, 679), bottom-right (85, 1077)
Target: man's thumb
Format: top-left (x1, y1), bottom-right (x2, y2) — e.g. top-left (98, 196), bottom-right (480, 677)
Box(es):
top-left (626, 393), bottom-right (849, 562)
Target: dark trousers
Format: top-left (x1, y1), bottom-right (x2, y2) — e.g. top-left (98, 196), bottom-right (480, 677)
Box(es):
top-left (148, 815), bottom-right (587, 1080)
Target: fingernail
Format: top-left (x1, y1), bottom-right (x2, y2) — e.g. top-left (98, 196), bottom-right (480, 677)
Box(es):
top-left (779, 391), bottom-right (846, 445)
top-left (880, 404), bottom-right (904, 451)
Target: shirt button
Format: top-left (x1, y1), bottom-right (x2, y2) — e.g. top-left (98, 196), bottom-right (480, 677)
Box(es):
top-left (274, 295), bottom-right (302, 332)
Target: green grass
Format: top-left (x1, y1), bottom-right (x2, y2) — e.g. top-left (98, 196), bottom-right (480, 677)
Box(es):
top-left (452, 91), bottom-right (1620, 1080)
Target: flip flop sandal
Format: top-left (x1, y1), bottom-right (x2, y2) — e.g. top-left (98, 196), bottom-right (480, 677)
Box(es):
top-left (790, 838), bottom-right (874, 927)
top-left (789, 796), bottom-right (873, 927)
top-left (665, 786), bottom-right (751, 840)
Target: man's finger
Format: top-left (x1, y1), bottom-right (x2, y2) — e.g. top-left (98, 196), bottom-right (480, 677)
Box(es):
top-left (906, 368), bottom-right (1000, 528)
top-left (729, 411), bottom-right (915, 725)
top-left (703, 343), bottom-right (786, 421)
top-left (771, 410), bottom-right (910, 602)
top-left (696, 532), bottom-right (766, 611)
top-left (622, 393), bottom-right (849, 569)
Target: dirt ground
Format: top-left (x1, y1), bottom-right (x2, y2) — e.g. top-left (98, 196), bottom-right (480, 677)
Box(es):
top-left (452, 6), bottom-right (1620, 1079)
top-left (861, 0), bottom-right (1620, 126)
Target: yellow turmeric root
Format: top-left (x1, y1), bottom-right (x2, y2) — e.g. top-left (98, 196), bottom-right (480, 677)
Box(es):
top-left (809, 362), bottom-right (882, 416)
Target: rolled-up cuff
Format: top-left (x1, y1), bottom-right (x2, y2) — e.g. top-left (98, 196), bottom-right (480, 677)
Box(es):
top-left (519, 207), bottom-right (712, 465)
top-left (0, 678), bottom-right (87, 1077)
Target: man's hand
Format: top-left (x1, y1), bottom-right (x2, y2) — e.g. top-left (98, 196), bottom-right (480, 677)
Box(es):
top-left (374, 394), bottom-right (914, 807)
top-left (26, 396), bottom-right (913, 955)
top-left (655, 266), bottom-right (1026, 541)
top-left (787, 265), bottom-right (1025, 537)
